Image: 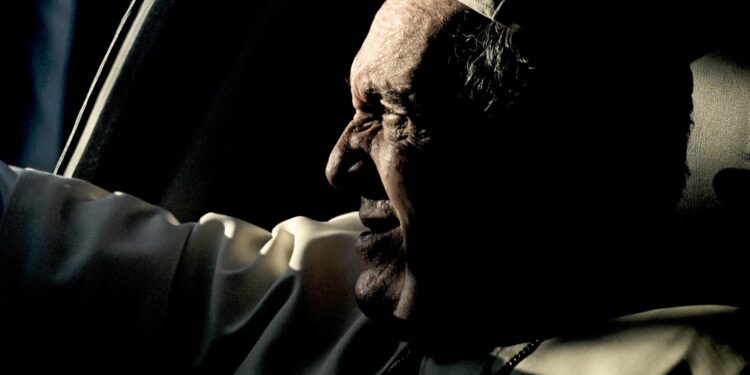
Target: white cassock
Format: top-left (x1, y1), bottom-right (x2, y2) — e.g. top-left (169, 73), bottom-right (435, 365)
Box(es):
top-left (0, 162), bottom-right (746, 374)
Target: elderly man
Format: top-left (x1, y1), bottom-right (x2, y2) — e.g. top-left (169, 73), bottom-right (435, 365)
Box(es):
top-left (324, 0), bottom-right (745, 372)
top-left (0, 0), bottom-right (746, 373)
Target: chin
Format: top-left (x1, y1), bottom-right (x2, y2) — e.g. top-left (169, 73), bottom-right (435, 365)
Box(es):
top-left (353, 228), bottom-right (415, 321)
top-left (354, 269), bottom-right (402, 318)
top-left (354, 266), bottom-right (424, 343)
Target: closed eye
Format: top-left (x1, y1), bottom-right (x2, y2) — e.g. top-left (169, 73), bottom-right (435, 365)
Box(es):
top-left (354, 119), bottom-right (381, 132)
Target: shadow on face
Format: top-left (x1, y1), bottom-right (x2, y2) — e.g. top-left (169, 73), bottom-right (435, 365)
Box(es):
top-left (327, 0), bottom-right (698, 349)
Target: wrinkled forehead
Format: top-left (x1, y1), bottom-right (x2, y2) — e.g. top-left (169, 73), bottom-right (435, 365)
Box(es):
top-left (350, 0), bottom-right (453, 97)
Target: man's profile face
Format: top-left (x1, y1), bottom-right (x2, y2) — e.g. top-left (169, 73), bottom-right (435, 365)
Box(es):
top-left (325, 0), bottom-right (701, 350)
top-left (325, 0), bottom-right (480, 332)
top-left (324, 0), bottom-right (622, 346)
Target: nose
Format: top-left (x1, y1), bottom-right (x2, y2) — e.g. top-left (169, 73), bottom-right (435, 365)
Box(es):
top-left (325, 126), bottom-right (381, 196)
top-left (326, 127), bottom-right (362, 190)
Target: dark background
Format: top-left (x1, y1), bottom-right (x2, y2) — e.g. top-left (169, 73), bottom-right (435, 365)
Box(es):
top-left (47, 0), bottom-right (384, 229)
top-left (3, 0), bottom-right (132, 170)
top-left (6, 0), bottom-right (749, 231)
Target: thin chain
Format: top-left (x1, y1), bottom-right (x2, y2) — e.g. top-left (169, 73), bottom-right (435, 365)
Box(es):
top-left (491, 338), bottom-right (543, 375)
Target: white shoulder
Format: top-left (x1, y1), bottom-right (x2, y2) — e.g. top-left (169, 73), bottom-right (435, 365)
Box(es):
top-left (495, 306), bottom-right (747, 375)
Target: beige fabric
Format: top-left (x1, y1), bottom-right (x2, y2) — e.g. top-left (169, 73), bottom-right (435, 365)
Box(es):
top-left (493, 306), bottom-right (746, 375)
top-left (680, 53), bottom-right (750, 214)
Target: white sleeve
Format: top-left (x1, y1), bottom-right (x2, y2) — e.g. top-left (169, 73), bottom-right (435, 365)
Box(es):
top-left (0, 168), bottom-right (375, 373)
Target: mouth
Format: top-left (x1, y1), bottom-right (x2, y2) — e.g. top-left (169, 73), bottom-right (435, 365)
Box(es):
top-left (357, 200), bottom-right (402, 260)
top-left (360, 215), bottom-right (400, 234)
top-left (359, 198), bottom-right (400, 233)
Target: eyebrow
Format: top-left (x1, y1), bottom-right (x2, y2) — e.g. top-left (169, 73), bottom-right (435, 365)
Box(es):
top-left (347, 78), bottom-right (414, 111)
top-left (366, 88), bottom-right (414, 115)
top-left (379, 88), bottom-right (413, 107)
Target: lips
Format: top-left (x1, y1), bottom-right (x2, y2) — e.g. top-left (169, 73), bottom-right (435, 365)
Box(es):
top-left (360, 215), bottom-right (400, 234)
top-left (359, 199), bottom-right (400, 234)
top-left (357, 200), bottom-right (402, 262)
top-left (358, 215), bottom-right (401, 260)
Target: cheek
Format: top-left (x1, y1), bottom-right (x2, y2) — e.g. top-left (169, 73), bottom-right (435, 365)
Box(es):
top-left (371, 141), bottom-right (416, 222)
